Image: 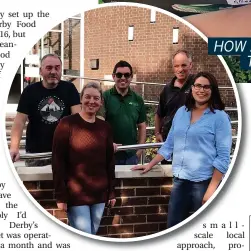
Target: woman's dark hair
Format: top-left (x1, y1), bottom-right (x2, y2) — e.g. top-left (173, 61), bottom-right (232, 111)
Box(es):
top-left (185, 71), bottom-right (225, 112)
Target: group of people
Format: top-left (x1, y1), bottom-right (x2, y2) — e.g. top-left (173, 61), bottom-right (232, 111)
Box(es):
top-left (9, 50), bottom-right (232, 234)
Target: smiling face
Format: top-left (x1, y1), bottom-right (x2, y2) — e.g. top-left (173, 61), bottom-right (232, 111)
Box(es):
top-left (192, 76), bottom-right (212, 106)
top-left (81, 87), bottom-right (102, 115)
top-left (172, 52), bottom-right (192, 81)
top-left (40, 56), bottom-right (62, 89)
top-left (112, 66), bottom-right (132, 92)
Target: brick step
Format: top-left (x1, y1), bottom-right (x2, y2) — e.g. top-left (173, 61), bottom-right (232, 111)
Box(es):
top-left (6, 114), bottom-right (26, 150)
top-left (5, 114), bottom-right (16, 121)
top-left (6, 121), bottom-right (28, 129)
top-left (7, 140), bottom-right (25, 147)
top-left (6, 121), bottom-right (13, 128)
top-left (6, 130), bottom-right (26, 137)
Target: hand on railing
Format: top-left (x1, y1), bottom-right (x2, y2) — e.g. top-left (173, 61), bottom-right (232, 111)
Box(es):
top-left (136, 149), bottom-right (143, 160)
top-left (107, 199), bottom-right (116, 208)
top-left (17, 143), bottom-right (164, 160)
top-left (131, 163), bottom-right (152, 174)
top-left (10, 149), bottom-right (20, 163)
top-left (57, 202), bottom-right (67, 211)
top-left (113, 143), bottom-right (122, 153)
top-left (155, 133), bottom-right (163, 142)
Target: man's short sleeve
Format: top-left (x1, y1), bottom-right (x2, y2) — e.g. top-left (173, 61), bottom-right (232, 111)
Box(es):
top-left (68, 83), bottom-right (81, 106)
top-left (137, 97), bottom-right (146, 124)
top-left (17, 86), bottom-right (31, 115)
top-left (102, 90), bottom-right (110, 120)
top-left (156, 87), bottom-right (166, 118)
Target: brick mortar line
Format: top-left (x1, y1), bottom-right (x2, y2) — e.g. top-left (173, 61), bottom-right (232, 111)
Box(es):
top-left (108, 205), bottom-right (168, 208)
top-left (115, 206), bottom-right (168, 209)
top-left (28, 189), bottom-right (54, 192)
top-left (103, 213), bottom-right (167, 216)
top-left (38, 199), bottom-right (56, 201)
top-left (102, 232), bottom-right (162, 236)
top-left (37, 199), bottom-right (168, 203)
top-left (29, 187), bottom-right (172, 191)
top-left (102, 222), bottom-right (165, 226)
top-left (100, 222), bottom-right (167, 227)
top-left (118, 196), bottom-right (170, 198)
top-left (116, 185), bottom-right (173, 189)
top-left (119, 195), bottom-right (170, 198)
top-left (131, 204), bottom-right (168, 207)
top-left (38, 204), bottom-right (168, 208)
top-left (104, 213), bottom-right (167, 217)
top-left (104, 213), bottom-right (163, 217)
top-left (53, 213), bottom-right (168, 217)
top-left (100, 232), bottom-right (156, 237)
top-left (106, 205), bottom-right (167, 208)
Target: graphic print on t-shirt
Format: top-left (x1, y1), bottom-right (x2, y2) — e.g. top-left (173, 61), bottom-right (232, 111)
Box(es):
top-left (38, 96), bottom-right (65, 124)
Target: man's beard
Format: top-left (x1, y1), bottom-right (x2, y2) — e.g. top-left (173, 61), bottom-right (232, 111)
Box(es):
top-left (45, 79), bottom-right (59, 89)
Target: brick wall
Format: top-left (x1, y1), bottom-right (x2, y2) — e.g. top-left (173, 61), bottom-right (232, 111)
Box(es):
top-left (83, 6), bottom-right (235, 105)
top-left (45, 6), bottom-right (235, 108)
top-left (25, 177), bottom-right (172, 238)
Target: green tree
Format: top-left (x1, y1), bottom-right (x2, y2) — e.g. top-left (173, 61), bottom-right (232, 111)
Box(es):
top-left (224, 56), bottom-right (251, 83)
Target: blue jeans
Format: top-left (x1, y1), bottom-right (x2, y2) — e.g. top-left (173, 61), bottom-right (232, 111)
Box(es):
top-left (115, 155), bottom-right (138, 165)
top-left (167, 177), bottom-right (211, 228)
top-left (67, 203), bottom-right (105, 234)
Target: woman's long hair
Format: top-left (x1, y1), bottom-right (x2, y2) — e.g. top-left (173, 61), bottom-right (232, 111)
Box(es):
top-left (185, 71), bottom-right (225, 112)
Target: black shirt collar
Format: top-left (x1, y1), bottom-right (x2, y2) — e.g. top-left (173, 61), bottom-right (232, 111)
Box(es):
top-left (169, 74), bottom-right (194, 90)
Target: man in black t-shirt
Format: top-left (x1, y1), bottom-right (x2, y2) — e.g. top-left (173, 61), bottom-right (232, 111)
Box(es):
top-left (10, 54), bottom-right (81, 165)
top-left (155, 49), bottom-right (193, 143)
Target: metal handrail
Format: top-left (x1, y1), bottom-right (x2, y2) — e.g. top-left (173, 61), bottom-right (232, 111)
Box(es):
top-left (62, 74), bottom-right (234, 89)
top-left (63, 75), bottom-right (236, 109)
top-left (63, 75), bottom-right (166, 86)
top-left (8, 135), bottom-right (237, 141)
top-left (18, 143), bottom-right (163, 160)
top-left (20, 152), bottom-right (52, 160)
top-left (18, 139), bottom-right (237, 160)
top-left (64, 74), bottom-right (235, 105)
top-left (7, 76), bottom-right (238, 157)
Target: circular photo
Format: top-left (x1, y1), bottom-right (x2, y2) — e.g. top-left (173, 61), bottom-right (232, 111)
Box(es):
top-left (6, 3), bottom-right (241, 241)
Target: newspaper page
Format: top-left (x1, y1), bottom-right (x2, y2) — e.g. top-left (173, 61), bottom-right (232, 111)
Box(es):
top-left (0, 0), bottom-right (250, 250)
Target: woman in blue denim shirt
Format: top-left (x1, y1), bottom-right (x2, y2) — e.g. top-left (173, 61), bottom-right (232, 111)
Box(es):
top-left (132, 72), bottom-right (232, 228)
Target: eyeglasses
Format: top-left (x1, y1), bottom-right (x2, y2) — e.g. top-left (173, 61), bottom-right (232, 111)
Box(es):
top-left (115, 72), bottom-right (131, 79)
top-left (193, 83), bottom-right (212, 91)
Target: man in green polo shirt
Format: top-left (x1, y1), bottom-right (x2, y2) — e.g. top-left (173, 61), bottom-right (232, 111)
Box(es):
top-left (103, 60), bottom-right (146, 165)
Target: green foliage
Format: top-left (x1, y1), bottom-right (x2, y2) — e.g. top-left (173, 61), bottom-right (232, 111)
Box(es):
top-left (224, 56), bottom-right (251, 83)
top-left (145, 105), bottom-right (156, 127)
top-left (145, 134), bottom-right (158, 163)
top-left (144, 105), bottom-right (158, 162)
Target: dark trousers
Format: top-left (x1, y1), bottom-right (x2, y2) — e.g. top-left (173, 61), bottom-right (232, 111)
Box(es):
top-left (161, 159), bottom-right (172, 165)
top-left (25, 158), bottom-right (52, 167)
top-left (167, 177), bottom-right (211, 228)
top-left (115, 155), bottom-right (138, 165)
top-left (25, 150), bottom-right (52, 167)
